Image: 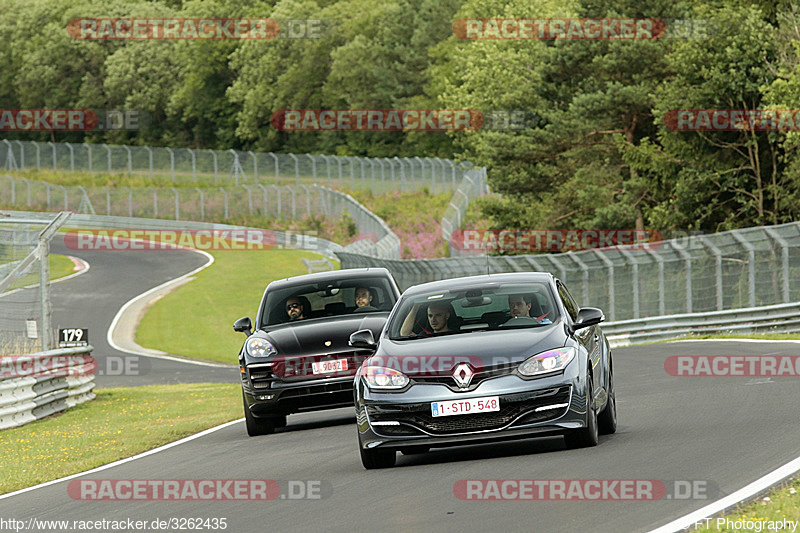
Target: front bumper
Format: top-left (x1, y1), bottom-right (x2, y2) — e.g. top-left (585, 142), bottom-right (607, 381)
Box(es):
top-left (356, 363), bottom-right (588, 450)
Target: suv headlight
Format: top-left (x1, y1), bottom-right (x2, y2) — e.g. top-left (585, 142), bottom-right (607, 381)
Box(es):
top-left (518, 347), bottom-right (576, 377)
top-left (361, 366), bottom-right (409, 390)
top-left (246, 338), bottom-right (277, 358)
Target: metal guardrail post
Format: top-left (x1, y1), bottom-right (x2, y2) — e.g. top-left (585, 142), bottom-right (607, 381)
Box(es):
top-left (591, 250), bottom-right (615, 321)
top-left (731, 231), bottom-right (757, 307)
top-left (38, 211), bottom-right (72, 349)
top-left (764, 228), bottom-right (791, 303)
top-left (698, 236), bottom-right (724, 311)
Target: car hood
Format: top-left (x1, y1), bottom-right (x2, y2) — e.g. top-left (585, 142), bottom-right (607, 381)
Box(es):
top-left (257, 313), bottom-right (389, 356)
top-left (371, 323), bottom-right (568, 371)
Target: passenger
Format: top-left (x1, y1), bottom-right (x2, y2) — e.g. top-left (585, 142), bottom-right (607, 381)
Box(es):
top-left (355, 287), bottom-right (373, 308)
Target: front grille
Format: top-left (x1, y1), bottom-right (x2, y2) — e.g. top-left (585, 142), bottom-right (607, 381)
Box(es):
top-left (368, 386), bottom-right (571, 436)
top-left (410, 364), bottom-right (515, 392)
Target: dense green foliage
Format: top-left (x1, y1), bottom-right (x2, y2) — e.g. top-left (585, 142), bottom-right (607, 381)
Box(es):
top-left (3, 0), bottom-right (800, 231)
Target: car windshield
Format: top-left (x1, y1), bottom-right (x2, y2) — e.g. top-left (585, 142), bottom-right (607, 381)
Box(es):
top-left (388, 282), bottom-right (559, 340)
top-left (261, 276), bottom-right (396, 327)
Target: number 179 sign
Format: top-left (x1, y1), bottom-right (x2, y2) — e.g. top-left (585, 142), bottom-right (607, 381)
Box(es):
top-left (58, 328), bottom-right (89, 347)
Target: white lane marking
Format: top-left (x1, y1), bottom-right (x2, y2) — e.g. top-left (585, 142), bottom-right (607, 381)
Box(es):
top-left (671, 338), bottom-right (800, 344)
top-left (106, 248), bottom-right (231, 368)
top-left (0, 418), bottom-right (244, 501)
top-left (649, 453), bottom-right (800, 532)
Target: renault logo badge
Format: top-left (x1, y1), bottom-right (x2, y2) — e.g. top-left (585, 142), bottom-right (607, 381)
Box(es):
top-left (452, 363), bottom-right (474, 388)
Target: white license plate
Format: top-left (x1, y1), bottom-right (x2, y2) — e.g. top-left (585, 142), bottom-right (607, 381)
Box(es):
top-left (431, 396), bottom-right (500, 417)
top-left (311, 359), bottom-right (348, 375)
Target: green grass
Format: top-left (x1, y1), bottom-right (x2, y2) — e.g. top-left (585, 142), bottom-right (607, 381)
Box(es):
top-left (136, 249), bottom-right (338, 364)
top-left (696, 480), bottom-right (799, 531)
top-left (0, 384), bottom-right (242, 495)
top-left (4, 253), bottom-right (77, 290)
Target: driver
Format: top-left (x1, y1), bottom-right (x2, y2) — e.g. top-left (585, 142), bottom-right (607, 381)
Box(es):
top-left (400, 301), bottom-right (454, 336)
top-left (285, 297), bottom-right (306, 321)
top-left (508, 294), bottom-right (531, 317)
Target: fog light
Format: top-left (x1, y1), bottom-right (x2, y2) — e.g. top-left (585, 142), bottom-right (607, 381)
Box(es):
top-left (256, 394), bottom-right (274, 400)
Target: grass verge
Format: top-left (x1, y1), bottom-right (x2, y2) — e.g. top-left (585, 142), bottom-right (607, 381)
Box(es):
top-left (4, 253), bottom-right (77, 291)
top-left (0, 384), bottom-right (241, 495)
top-left (697, 480), bottom-right (799, 531)
top-left (135, 248), bottom-right (338, 364)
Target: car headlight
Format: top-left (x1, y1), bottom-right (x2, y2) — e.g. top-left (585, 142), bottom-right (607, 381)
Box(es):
top-left (361, 366), bottom-right (409, 390)
top-left (246, 338), bottom-right (277, 358)
top-left (518, 347), bottom-right (576, 377)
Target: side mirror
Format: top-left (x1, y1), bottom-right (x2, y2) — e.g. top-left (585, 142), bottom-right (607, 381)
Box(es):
top-left (571, 307), bottom-right (604, 332)
top-left (349, 329), bottom-right (377, 349)
top-left (233, 317), bottom-right (253, 336)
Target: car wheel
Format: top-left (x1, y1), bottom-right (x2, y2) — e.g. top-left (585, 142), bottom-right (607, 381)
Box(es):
top-left (597, 369), bottom-right (617, 435)
top-left (360, 446), bottom-right (396, 469)
top-left (243, 391), bottom-right (276, 437)
top-left (400, 447), bottom-right (430, 455)
top-left (564, 371), bottom-right (599, 449)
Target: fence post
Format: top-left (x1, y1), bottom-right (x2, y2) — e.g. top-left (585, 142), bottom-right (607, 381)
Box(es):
top-left (289, 187), bottom-right (297, 217)
top-left (144, 146), bottom-right (153, 178)
top-left (171, 187), bottom-right (179, 220)
top-left (337, 156), bottom-right (344, 188)
top-left (591, 251), bottom-right (615, 321)
top-left (21, 177), bottom-right (31, 206)
top-left (267, 152), bottom-right (279, 184)
top-left (196, 187), bottom-right (205, 220)
top-left (319, 154), bottom-right (332, 187)
top-left (7, 175), bottom-right (14, 204)
top-left (674, 245), bottom-right (693, 314)
top-left (220, 187), bottom-right (229, 219)
top-left (229, 149), bottom-right (240, 186)
top-left (300, 185), bottom-right (311, 215)
top-left (64, 142), bottom-right (75, 172)
top-left (33, 141), bottom-right (41, 170)
top-left (126, 187), bottom-right (133, 216)
top-left (618, 249), bottom-right (640, 319)
top-left (306, 154), bottom-right (316, 183)
top-left (764, 228), bottom-right (791, 303)
top-left (268, 185), bottom-right (281, 216)
top-left (208, 149), bottom-right (218, 185)
top-left (414, 156), bottom-right (425, 188)
top-left (14, 140), bottom-right (24, 169)
top-left (167, 148), bottom-right (175, 182)
top-left (731, 232), bottom-right (757, 308)
top-left (403, 157), bottom-right (414, 183)
top-left (84, 143), bottom-right (92, 172)
top-left (152, 188), bottom-right (158, 218)
top-left (644, 248), bottom-right (666, 316)
top-left (189, 149), bottom-right (196, 182)
top-left (48, 141), bottom-right (57, 170)
top-left (289, 153), bottom-right (299, 186)
top-left (104, 186), bottom-right (111, 215)
top-left (368, 159), bottom-right (376, 192)
top-left (102, 143), bottom-right (111, 172)
top-left (123, 145), bottom-right (132, 175)
top-left (393, 156), bottom-right (405, 191)
top-left (249, 151), bottom-right (257, 183)
top-left (698, 236), bottom-right (724, 311)
top-left (256, 184), bottom-right (268, 215)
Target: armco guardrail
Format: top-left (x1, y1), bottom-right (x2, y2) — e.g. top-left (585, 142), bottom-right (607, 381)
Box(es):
top-left (0, 345), bottom-right (96, 430)
top-left (604, 301), bottom-right (800, 347)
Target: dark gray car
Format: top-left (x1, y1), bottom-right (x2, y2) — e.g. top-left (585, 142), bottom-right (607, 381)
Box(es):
top-left (350, 272), bottom-right (616, 469)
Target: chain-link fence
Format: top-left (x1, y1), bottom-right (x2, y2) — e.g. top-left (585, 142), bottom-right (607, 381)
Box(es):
top-left (0, 212), bottom-right (71, 353)
top-left (338, 222), bottom-right (800, 322)
top-left (441, 167), bottom-right (488, 256)
top-left (0, 177), bottom-right (399, 259)
top-left (1, 140), bottom-right (471, 194)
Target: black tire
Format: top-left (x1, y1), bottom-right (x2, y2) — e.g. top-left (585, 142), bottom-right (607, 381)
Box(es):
top-left (243, 391), bottom-right (276, 437)
top-left (597, 369), bottom-right (617, 435)
top-left (564, 371), bottom-right (599, 449)
top-left (400, 446), bottom-right (430, 455)
top-left (360, 446), bottom-right (396, 469)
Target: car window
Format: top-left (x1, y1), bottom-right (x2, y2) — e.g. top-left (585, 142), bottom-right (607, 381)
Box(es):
top-left (261, 276), bottom-right (397, 327)
top-left (388, 282), bottom-right (559, 340)
top-left (557, 283), bottom-right (579, 321)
